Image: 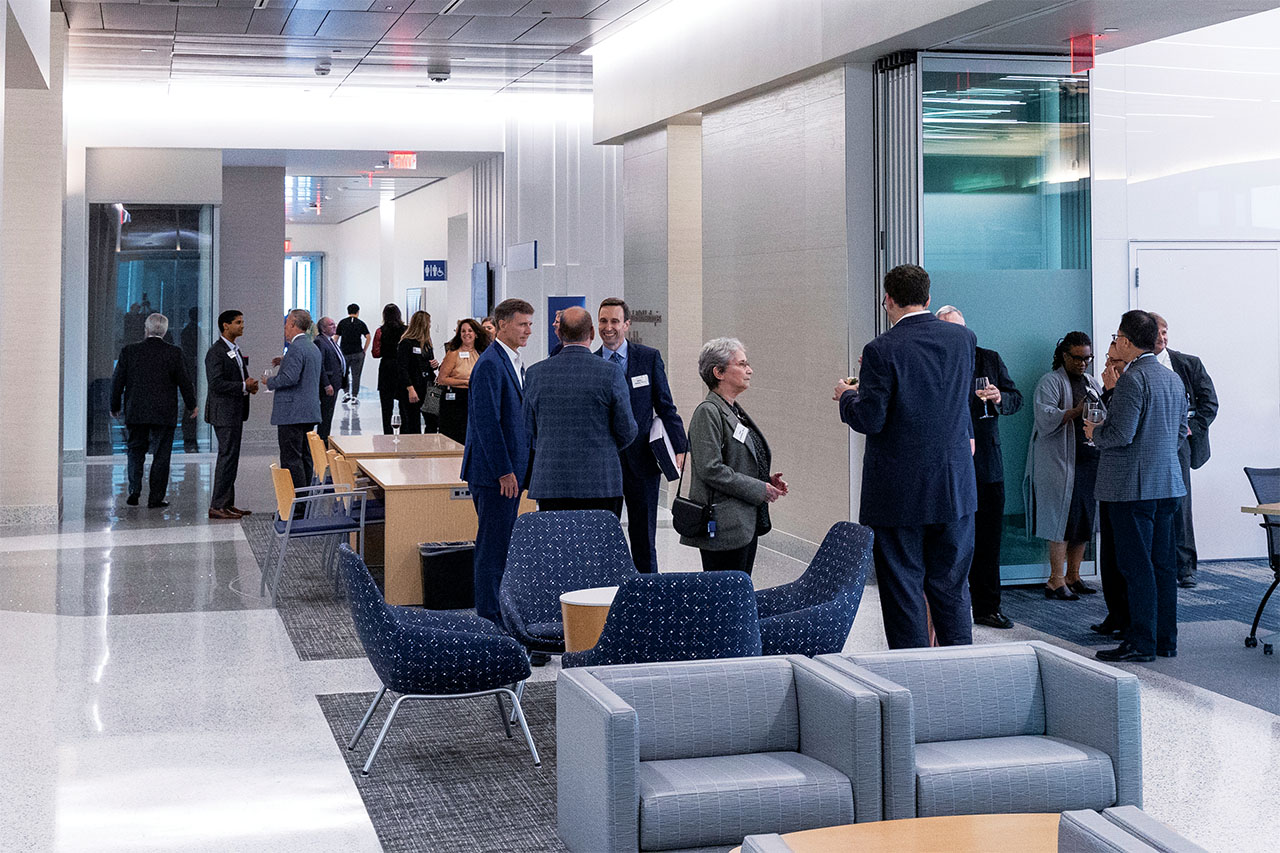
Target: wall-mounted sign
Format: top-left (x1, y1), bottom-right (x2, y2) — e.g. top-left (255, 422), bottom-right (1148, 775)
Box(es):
top-left (508, 240), bottom-right (538, 272)
top-left (389, 151), bottom-right (417, 170)
top-left (423, 260), bottom-right (448, 281)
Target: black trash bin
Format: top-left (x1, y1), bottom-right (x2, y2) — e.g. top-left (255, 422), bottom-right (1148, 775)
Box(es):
top-left (419, 541), bottom-right (475, 609)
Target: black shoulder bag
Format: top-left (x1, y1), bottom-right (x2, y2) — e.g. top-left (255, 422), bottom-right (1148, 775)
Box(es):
top-left (670, 402), bottom-right (720, 539)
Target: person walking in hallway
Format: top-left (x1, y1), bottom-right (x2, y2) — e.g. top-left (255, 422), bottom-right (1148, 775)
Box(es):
top-left (597, 297), bottom-right (687, 573)
top-left (937, 304), bottom-right (1023, 629)
top-left (1086, 310), bottom-right (1188, 663)
top-left (1150, 312), bottom-right (1219, 588)
top-left (461, 298), bottom-right (534, 626)
top-left (374, 303), bottom-right (407, 435)
top-left (524, 307), bottom-right (637, 514)
top-left (110, 313), bottom-right (198, 508)
top-left (315, 316), bottom-right (345, 442)
top-left (267, 309), bottom-right (323, 490)
top-left (336, 304), bottom-right (370, 405)
top-left (204, 310), bottom-right (258, 519)
top-left (835, 264), bottom-right (977, 649)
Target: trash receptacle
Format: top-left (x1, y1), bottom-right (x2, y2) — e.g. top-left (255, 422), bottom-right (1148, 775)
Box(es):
top-left (419, 541), bottom-right (475, 610)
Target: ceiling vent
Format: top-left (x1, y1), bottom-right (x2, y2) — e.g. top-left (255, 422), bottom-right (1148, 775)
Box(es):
top-left (253, 0), bottom-right (270, 9)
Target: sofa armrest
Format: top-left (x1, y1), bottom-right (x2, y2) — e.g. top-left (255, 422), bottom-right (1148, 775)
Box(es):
top-left (1060, 810), bottom-right (1159, 852)
top-left (791, 657), bottom-right (882, 823)
top-left (1103, 806), bottom-right (1210, 853)
top-left (742, 833), bottom-right (797, 852)
top-left (1031, 642), bottom-right (1143, 808)
top-left (556, 669), bottom-right (640, 853)
top-left (815, 654), bottom-right (916, 820)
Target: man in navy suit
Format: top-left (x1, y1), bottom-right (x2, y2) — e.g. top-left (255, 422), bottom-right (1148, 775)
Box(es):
top-left (461, 297), bottom-right (535, 625)
top-left (1085, 310), bottom-right (1187, 663)
top-left (267, 309), bottom-right (323, 490)
top-left (835, 264), bottom-right (978, 649)
top-left (597, 297), bottom-right (688, 572)
top-left (525, 307), bottom-right (637, 514)
top-left (314, 316), bottom-right (346, 442)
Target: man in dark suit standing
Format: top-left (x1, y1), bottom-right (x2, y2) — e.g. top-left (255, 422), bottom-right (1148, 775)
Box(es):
top-left (937, 305), bottom-right (1023, 630)
top-left (461, 297), bottom-right (534, 625)
top-left (1150, 313), bottom-right (1218, 588)
top-left (597, 297), bottom-right (688, 572)
top-left (525, 307), bottom-right (637, 514)
top-left (111, 313), bottom-right (198, 508)
top-left (266, 309), bottom-right (323, 490)
top-left (314, 316), bottom-right (346, 442)
top-left (1086, 310), bottom-right (1187, 663)
top-left (204, 310), bottom-right (259, 520)
top-left (835, 264), bottom-right (978, 649)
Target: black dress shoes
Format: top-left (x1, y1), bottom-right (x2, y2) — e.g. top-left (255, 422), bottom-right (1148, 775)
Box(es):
top-left (1096, 643), bottom-right (1155, 663)
top-left (1178, 578), bottom-right (1198, 588)
top-left (1044, 584), bottom-right (1079, 601)
top-left (1157, 649), bottom-right (1177, 658)
top-left (974, 611), bottom-right (1014, 629)
top-left (529, 652), bottom-right (551, 667)
top-left (1089, 621), bottom-right (1126, 639)
top-left (148, 500), bottom-right (170, 509)
top-left (126, 493), bottom-right (140, 506)
top-left (1067, 580), bottom-right (1097, 595)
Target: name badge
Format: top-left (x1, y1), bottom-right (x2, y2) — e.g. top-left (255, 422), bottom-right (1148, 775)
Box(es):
top-left (460, 351), bottom-right (470, 359)
top-left (631, 374), bottom-right (650, 389)
top-left (732, 423), bottom-right (749, 444)
top-left (413, 347), bottom-right (422, 354)
top-left (228, 350), bottom-right (238, 359)
top-left (445, 392), bottom-right (457, 401)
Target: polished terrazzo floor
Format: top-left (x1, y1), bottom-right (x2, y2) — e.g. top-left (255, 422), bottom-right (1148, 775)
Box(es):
top-left (1, 393), bottom-right (1277, 851)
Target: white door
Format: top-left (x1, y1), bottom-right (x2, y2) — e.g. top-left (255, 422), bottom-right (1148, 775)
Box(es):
top-left (1129, 241), bottom-right (1280, 560)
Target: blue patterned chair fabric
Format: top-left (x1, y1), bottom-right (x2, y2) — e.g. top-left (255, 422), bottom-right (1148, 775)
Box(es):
top-left (818, 641), bottom-right (1143, 821)
top-left (556, 656), bottom-right (884, 852)
top-left (755, 521), bottom-right (873, 656)
top-left (499, 510), bottom-right (638, 654)
top-left (1060, 807), bottom-right (1210, 853)
top-left (339, 545), bottom-right (531, 695)
top-left (560, 571), bottom-right (762, 669)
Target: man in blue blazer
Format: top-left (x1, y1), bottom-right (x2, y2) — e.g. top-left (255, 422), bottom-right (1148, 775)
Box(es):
top-left (267, 309), bottom-right (323, 490)
top-left (597, 297), bottom-right (688, 572)
top-left (1085, 310), bottom-right (1187, 663)
top-left (461, 298), bottom-right (535, 624)
top-left (525, 307), bottom-right (637, 514)
top-left (835, 264), bottom-right (978, 649)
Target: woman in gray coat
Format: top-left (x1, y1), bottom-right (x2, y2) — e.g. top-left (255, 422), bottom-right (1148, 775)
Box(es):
top-left (680, 338), bottom-right (788, 575)
top-left (1024, 331), bottom-right (1106, 600)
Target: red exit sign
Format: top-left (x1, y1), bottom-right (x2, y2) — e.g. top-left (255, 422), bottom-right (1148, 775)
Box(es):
top-left (389, 151), bottom-right (417, 170)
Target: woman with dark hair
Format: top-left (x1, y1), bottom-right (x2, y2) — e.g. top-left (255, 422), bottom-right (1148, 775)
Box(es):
top-left (373, 303), bottom-right (407, 434)
top-left (435, 318), bottom-right (491, 444)
top-left (396, 310), bottom-right (439, 434)
top-left (1024, 331), bottom-right (1106, 600)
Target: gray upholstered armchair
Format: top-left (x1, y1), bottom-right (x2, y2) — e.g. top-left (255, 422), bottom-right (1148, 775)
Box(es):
top-left (819, 641), bottom-right (1142, 820)
top-left (1059, 807), bottom-right (1210, 852)
top-left (555, 656), bottom-right (883, 853)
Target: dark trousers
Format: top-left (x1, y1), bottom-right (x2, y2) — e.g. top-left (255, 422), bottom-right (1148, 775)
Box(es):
top-left (210, 422), bottom-right (243, 510)
top-left (622, 467), bottom-right (662, 573)
top-left (126, 423), bottom-right (175, 502)
top-left (538, 496), bottom-right (623, 516)
top-left (873, 515), bottom-right (976, 649)
top-left (1108, 498), bottom-right (1180, 655)
top-left (700, 537), bottom-right (759, 575)
top-left (318, 391), bottom-right (338, 441)
top-left (181, 411), bottom-right (198, 451)
top-left (969, 481), bottom-right (1005, 616)
top-left (1174, 440), bottom-right (1197, 581)
top-left (345, 350), bottom-right (365, 397)
top-left (380, 389), bottom-right (400, 434)
top-left (398, 391), bottom-right (439, 435)
top-left (471, 484), bottom-right (522, 623)
top-left (439, 388), bottom-right (468, 445)
top-left (277, 423), bottom-right (314, 490)
top-left (1098, 501), bottom-right (1129, 631)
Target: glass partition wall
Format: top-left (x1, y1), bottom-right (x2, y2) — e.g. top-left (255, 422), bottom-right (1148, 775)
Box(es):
top-left (919, 54), bottom-right (1092, 583)
top-left (87, 204), bottom-right (216, 456)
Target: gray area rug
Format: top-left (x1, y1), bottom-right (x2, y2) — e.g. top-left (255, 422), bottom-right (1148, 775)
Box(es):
top-left (318, 683), bottom-right (566, 853)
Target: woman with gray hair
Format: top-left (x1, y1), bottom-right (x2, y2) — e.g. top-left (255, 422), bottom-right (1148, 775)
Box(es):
top-left (679, 337), bottom-right (788, 574)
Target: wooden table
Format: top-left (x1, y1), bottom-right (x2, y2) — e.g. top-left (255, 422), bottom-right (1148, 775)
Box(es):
top-left (728, 813), bottom-right (1059, 853)
top-left (560, 586), bottom-right (619, 652)
top-left (1241, 502), bottom-right (1280, 516)
top-left (330, 432), bottom-right (463, 460)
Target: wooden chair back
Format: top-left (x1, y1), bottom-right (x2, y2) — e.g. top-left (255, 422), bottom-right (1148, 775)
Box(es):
top-left (307, 431), bottom-right (328, 482)
top-left (270, 464), bottom-right (295, 519)
top-left (328, 451), bottom-right (356, 492)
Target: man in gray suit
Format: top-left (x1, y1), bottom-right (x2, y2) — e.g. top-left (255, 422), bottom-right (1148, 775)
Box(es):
top-left (266, 308), bottom-right (323, 490)
top-left (1085, 310), bottom-right (1188, 663)
top-left (523, 306), bottom-right (637, 514)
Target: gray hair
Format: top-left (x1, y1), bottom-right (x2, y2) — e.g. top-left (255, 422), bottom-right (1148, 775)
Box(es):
top-left (698, 337), bottom-right (744, 390)
top-left (144, 313), bottom-right (169, 338)
top-left (935, 304), bottom-right (964, 324)
top-left (286, 308), bottom-right (312, 333)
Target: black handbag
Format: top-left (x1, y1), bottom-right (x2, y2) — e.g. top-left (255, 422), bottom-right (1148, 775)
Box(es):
top-left (670, 450), bottom-right (716, 539)
top-left (422, 384), bottom-right (445, 417)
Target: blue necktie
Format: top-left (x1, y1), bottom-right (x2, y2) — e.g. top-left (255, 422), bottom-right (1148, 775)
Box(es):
top-left (610, 351), bottom-right (623, 366)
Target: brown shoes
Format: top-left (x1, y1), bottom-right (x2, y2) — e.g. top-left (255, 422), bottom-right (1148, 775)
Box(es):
top-left (229, 507), bottom-right (252, 517)
top-left (208, 507), bottom-right (238, 520)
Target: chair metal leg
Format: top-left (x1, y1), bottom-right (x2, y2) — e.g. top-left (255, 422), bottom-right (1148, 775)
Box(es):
top-left (269, 538), bottom-right (290, 607)
top-left (1247, 575), bottom-right (1280, 647)
top-left (260, 535), bottom-right (279, 597)
top-left (495, 693), bottom-right (512, 739)
top-left (509, 679), bottom-right (525, 726)
top-left (348, 685), bottom-right (387, 751)
top-left (502, 685), bottom-right (540, 766)
top-left (362, 693), bottom-right (410, 776)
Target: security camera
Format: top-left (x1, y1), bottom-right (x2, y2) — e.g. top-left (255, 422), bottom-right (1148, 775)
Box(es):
top-left (315, 60), bottom-right (332, 77)
top-left (427, 64), bottom-right (450, 83)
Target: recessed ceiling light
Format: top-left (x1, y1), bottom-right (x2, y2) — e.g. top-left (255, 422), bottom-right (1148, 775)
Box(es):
top-left (140, 48), bottom-right (157, 53)
top-left (1103, 27), bottom-right (1120, 33)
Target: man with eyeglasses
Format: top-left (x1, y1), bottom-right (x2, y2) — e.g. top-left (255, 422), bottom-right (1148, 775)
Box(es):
top-left (1084, 311), bottom-right (1188, 663)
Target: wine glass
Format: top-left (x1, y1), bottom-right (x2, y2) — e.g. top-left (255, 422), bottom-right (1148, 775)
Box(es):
top-left (1084, 400), bottom-right (1103, 447)
top-left (974, 377), bottom-right (994, 419)
top-left (391, 412), bottom-right (401, 444)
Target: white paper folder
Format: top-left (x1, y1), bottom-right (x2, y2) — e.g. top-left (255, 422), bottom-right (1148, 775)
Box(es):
top-left (649, 418), bottom-right (681, 481)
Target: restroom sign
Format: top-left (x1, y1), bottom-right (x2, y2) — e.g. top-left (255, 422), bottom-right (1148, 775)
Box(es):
top-left (423, 260), bottom-right (448, 282)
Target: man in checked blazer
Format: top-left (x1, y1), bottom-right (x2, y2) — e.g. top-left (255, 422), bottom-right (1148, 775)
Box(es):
top-left (1085, 310), bottom-right (1188, 663)
top-left (524, 306), bottom-right (637, 514)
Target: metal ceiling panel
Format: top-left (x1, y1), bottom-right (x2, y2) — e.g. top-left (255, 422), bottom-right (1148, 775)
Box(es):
top-left (178, 7), bottom-right (253, 34)
top-left (140, 0), bottom-right (217, 7)
top-left (367, 0), bottom-right (412, 12)
top-left (96, 0), bottom-right (146, 4)
top-left (383, 13), bottom-right (432, 38)
top-left (65, 3), bottom-right (105, 29)
top-left (516, 0), bottom-right (606, 17)
top-left (314, 11), bottom-right (399, 39)
top-left (418, 13), bottom-right (468, 38)
top-left (101, 5), bottom-right (178, 30)
top-left (452, 0), bottom-right (527, 16)
top-left (404, 0), bottom-right (447, 13)
top-left (515, 15), bottom-right (605, 44)
top-left (451, 15), bottom-right (539, 42)
top-left (580, 0), bottom-right (648, 20)
top-left (280, 8), bottom-right (326, 35)
top-left (294, 0), bottom-right (370, 10)
top-left (217, 0), bottom-right (266, 8)
top-left (247, 8), bottom-right (290, 34)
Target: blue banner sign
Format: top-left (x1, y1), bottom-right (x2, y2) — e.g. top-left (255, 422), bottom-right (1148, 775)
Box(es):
top-left (423, 260), bottom-right (448, 281)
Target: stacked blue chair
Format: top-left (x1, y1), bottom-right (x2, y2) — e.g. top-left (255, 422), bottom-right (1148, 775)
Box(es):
top-left (755, 521), bottom-right (873, 656)
top-left (337, 545), bottom-right (539, 775)
top-left (499, 510), bottom-right (637, 656)
top-left (262, 463), bottom-right (367, 606)
top-left (560, 571), bottom-right (762, 668)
